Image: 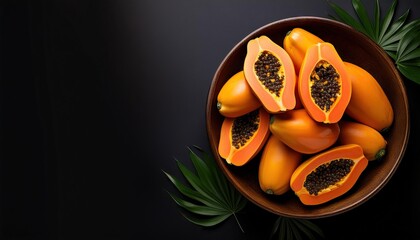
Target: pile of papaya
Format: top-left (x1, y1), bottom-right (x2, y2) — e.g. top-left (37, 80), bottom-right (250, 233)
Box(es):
top-left (216, 28), bottom-right (393, 206)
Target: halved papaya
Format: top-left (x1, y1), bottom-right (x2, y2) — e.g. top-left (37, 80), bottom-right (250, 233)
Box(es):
top-left (338, 120), bottom-right (387, 161)
top-left (283, 28), bottom-right (324, 73)
top-left (299, 42), bottom-right (351, 124)
top-left (218, 108), bottom-right (270, 166)
top-left (344, 62), bottom-right (394, 132)
top-left (269, 109), bottom-right (340, 154)
top-left (217, 71), bottom-right (262, 118)
top-left (290, 144), bottom-right (368, 205)
top-left (258, 135), bottom-right (302, 195)
top-left (244, 35), bottom-right (296, 113)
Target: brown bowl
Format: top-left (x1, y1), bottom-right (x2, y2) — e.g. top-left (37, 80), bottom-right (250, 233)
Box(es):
top-left (206, 17), bottom-right (410, 218)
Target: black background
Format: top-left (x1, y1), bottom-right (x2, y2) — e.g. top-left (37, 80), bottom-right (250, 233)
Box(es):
top-left (1, 0), bottom-right (420, 239)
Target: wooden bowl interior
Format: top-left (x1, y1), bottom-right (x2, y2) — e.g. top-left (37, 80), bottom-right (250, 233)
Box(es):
top-left (206, 17), bottom-right (409, 218)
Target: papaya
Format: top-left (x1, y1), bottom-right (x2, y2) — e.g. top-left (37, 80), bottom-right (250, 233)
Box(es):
top-left (283, 28), bottom-right (324, 73)
top-left (244, 35), bottom-right (296, 113)
top-left (344, 62), bottom-right (394, 132)
top-left (294, 74), bottom-right (303, 109)
top-left (338, 120), bottom-right (387, 161)
top-left (258, 135), bottom-right (302, 195)
top-left (283, 29), bottom-right (392, 129)
top-left (217, 71), bottom-right (262, 118)
top-left (218, 108), bottom-right (270, 166)
top-left (290, 144), bottom-right (368, 205)
top-left (299, 42), bottom-right (351, 124)
top-left (269, 109), bottom-right (340, 154)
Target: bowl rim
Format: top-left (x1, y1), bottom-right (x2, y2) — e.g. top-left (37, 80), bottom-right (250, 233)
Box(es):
top-left (205, 16), bottom-right (410, 218)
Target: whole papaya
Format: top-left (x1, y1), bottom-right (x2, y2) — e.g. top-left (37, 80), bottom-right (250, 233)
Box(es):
top-left (344, 62), bottom-right (394, 132)
top-left (217, 71), bottom-right (262, 118)
top-left (258, 135), bottom-right (302, 195)
top-left (269, 109), bottom-right (340, 154)
top-left (283, 28), bottom-right (324, 73)
top-left (338, 120), bottom-right (387, 161)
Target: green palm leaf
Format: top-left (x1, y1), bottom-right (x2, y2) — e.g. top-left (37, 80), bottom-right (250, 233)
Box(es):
top-left (328, 1), bottom-right (367, 34)
top-left (351, 0), bottom-right (375, 39)
top-left (328, 0), bottom-right (420, 84)
top-left (163, 146), bottom-right (247, 232)
top-left (270, 216), bottom-right (325, 240)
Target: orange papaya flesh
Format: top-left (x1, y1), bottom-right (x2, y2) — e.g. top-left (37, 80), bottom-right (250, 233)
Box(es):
top-left (338, 120), bottom-right (387, 161)
top-left (269, 109), bottom-right (340, 154)
top-left (217, 71), bottom-right (262, 118)
top-left (258, 135), bottom-right (302, 195)
top-left (343, 62), bottom-right (394, 133)
top-left (290, 144), bottom-right (368, 205)
top-left (218, 108), bottom-right (270, 166)
top-left (299, 42), bottom-right (351, 124)
top-left (244, 35), bottom-right (296, 113)
top-left (283, 28), bottom-right (324, 73)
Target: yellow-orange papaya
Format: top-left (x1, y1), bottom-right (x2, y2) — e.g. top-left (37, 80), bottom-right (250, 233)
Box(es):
top-left (344, 62), bottom-right (394, 132)
top-left (244, 35), bottom-right (296, 113)
top-left (283, 27), bottom-right (324, 72)
top-left (217, 71), bottom-right (262, 118)
top-left (258, 135), bottom-right (302, 195)
top-left (269, 109), bottom-right (340, 154)
top-left (338, 120), bottom-right (387, 161)
top-left (290, 144), bottom-right (368, 205)
top-left (299, 42), bottom-right (351, 124)
top-left (218, 108), bottom-right (270, 166)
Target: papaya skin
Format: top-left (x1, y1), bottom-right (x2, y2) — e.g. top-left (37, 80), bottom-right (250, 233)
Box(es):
top-left (258, 135), bottom-right (302, 195)
top-left (244, 35), bottom-right (296, 113)
top-left (290, 144), bottom-right (368, 206)
top-left (344, 62), bottom-right (394, 132)
top-left (299, 42), bottom-right (351, 124)
top-left (269, 109), bottom-right (340, 154)
top-left (218, 108), bottom-right (270, 166)
top-left (338, 120), bottom-right (387, 161)
top-left (294, 74), bottom-right (303, 109)
top-left (283, 28), bottom-right (324, 73)
top-left (217, 71), bottom-right (262, 118)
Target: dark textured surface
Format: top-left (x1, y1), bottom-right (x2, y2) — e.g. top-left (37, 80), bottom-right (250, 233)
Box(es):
top-left (1, 0), bottom-right (419, 239)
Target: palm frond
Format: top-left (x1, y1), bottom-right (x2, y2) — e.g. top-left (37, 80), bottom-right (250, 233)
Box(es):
top-left (328, 0), bottom-right (420, 84)
top-left (163, 146), bottom-right (247, 232)
top-left (270, 216), bottom-right (325, 240)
